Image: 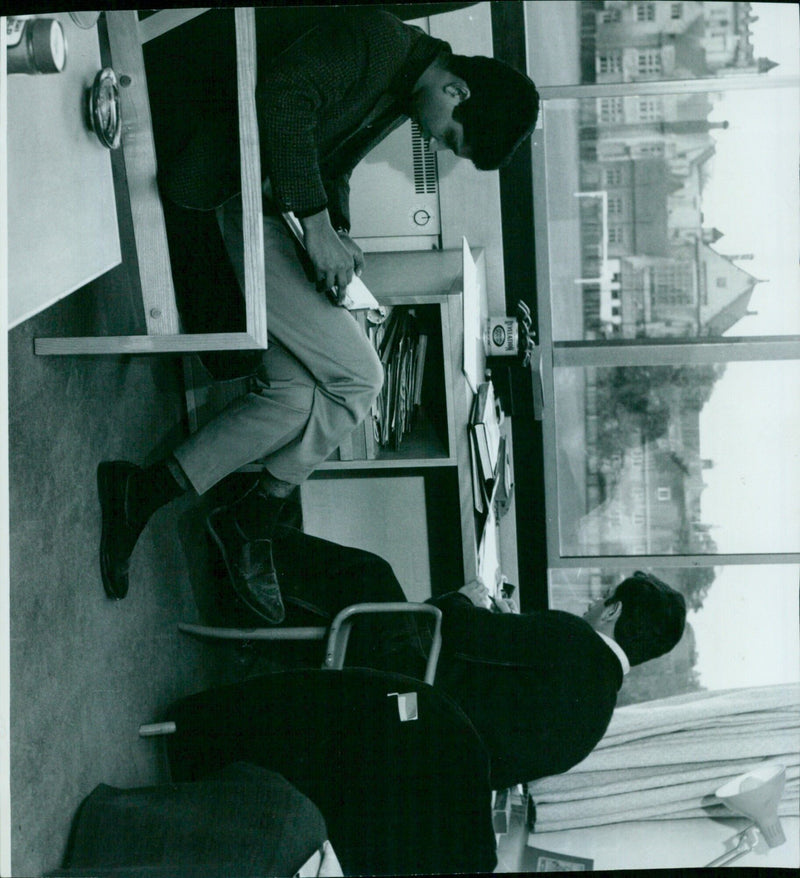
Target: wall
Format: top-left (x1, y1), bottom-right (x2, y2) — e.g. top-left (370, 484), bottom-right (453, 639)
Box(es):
top-left (300, 477), bottom-right (432, 602)
top-left (429, 2), bottom-right (507, 315)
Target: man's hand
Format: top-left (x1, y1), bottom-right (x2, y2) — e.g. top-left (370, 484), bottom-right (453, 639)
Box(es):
top-left (459, 579), bottom-right (493, 609)
top-left (338, 231), bottom-right (365, 278)
top-left (494, 596), bottom-right (519, 614)
top-left (301, 209), bottom-right (359, 302)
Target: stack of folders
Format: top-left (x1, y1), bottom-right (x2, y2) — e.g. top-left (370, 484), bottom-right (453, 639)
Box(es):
top-left (373, 307), bottom-right (428, 450)
top-left (470, 381), bottom-right (503, 513)
top-left (337, 307), bottom-right (428, 459)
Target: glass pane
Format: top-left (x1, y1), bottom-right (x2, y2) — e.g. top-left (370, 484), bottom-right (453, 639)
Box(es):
top-left (527, 1), bottom-right (798, 87)
top-left (548, 565), bottom-right (800, 706)
top-left (542, 84), bottom-right (799, 340)
top-left (554, 361), bottom-right (800, 555)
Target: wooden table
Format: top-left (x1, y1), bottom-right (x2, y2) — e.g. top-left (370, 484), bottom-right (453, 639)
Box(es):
top-left (7, 12), bottom-right (121, 329)
top-left (31, 9), bottom-right (268, 355)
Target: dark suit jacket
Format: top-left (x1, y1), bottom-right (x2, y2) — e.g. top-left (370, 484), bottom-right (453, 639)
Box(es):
top-left (428, 593), bottom-right (623, 790)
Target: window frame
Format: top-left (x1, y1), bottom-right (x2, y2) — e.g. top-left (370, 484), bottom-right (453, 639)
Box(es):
top-left (531, 74), bottom-right (800, 573)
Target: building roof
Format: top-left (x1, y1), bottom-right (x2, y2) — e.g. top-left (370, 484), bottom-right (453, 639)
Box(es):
top-left (699, 244), bottom-right (762, 334)
top-left (704, 286), bottom-right (758, 335)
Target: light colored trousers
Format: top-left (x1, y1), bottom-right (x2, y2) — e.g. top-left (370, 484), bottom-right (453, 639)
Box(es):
top-left (173, 198), bottom-right (383, 495)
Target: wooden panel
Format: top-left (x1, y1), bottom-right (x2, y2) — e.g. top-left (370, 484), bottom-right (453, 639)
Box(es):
top-left (106, 10), bottom-right (181, 336)
top-left (235, 7), bottom-right (268, 349)
top-left (138, 8), bottom-right (211, 43)
top-left (36, 8), bottom-right (267, 354)
top-left (34, 331), bottom-right (265, 356)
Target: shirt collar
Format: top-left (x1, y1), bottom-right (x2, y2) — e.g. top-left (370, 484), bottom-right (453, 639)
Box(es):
top-left (596, 632), bottom-right (631, 676)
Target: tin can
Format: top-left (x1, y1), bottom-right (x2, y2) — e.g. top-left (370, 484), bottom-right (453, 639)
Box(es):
top-left (484, 316), bottom-right (519, 357)
top-left (7, 18), bottom-right (67, 75)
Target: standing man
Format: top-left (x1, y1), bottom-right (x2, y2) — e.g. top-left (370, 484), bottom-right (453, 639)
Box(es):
top-left (98, 8), bottom-right (540, 624)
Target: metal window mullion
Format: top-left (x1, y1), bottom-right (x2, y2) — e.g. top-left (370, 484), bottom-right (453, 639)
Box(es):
top-left (553, 337), bottom-right (800, 368)
top-left (547, 554), bottom-right (800, 571)
top-left (532, 131), bottom-right (563, 566)
top-left (539, 75), bottom-right (800, 101)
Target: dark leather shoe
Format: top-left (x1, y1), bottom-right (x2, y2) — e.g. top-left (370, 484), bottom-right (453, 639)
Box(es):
top-left (97, 461), bottom-right (144, 600)
top-left (206, 505), bottom-right (285, 624)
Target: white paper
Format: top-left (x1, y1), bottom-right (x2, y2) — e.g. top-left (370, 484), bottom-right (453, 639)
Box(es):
top-left (341, 274), bottom-right (380, 311)
top-left (461, 237), bottom-right (482, 394)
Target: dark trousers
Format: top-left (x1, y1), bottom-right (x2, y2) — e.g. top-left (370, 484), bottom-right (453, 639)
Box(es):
top-left (271, 526), bottom-right (429, 679)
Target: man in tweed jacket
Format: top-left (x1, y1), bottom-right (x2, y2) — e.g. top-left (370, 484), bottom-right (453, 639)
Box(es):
top-left (98, 8), bottom-right (539, 625)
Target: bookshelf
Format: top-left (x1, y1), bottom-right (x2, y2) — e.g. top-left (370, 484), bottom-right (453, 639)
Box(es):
top-left (183, 247), bottom-right (487, 584)
top-left (315, 247), bottom-right (486, 585)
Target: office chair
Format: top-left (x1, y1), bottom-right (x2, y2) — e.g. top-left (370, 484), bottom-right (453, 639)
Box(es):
top-left (143, 603), bottom-right (498, 876)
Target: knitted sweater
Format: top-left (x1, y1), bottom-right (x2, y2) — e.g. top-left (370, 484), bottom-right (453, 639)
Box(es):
top-left (157, 9), bottom-right (447, 230)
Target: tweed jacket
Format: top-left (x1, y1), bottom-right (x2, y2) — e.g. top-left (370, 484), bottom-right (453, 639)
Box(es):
top-left (160, 10), bottom-right (447, 231)
top-left (427, 592), bottom-right (624, 790)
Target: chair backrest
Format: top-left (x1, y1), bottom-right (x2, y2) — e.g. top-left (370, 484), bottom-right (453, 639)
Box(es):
top-left (165, 667), bottom-right (497, 876)
top-left (324, 602), bottom-right (442, 684)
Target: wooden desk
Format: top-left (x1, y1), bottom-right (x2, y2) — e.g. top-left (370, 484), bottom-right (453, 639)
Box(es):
top-left (185, 244), bottom-right (494, 584)
top-left (32, 8), bottom-right (268, 355)
top-left (7, 13), bottom-right (121, 329)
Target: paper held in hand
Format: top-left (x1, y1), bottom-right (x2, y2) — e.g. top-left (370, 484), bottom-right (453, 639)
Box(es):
top-left (282, 211), bottom-right (381, 311)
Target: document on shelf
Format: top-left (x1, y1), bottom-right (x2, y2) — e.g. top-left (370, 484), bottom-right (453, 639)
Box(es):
top-left (282, 211), bottom-right (382, 311)
top-left (461, 237), bottom-right (483, 394)
top-left (471, 380), bottom-right (502, 478)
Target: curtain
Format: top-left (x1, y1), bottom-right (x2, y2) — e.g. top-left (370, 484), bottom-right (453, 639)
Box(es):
top-left (527, 683), bottom-right (800, 833)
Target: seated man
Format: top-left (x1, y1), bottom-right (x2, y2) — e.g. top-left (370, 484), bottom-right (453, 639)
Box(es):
top-left (97, 8), bottom-right (540, 625)
top-left (429, 572), bottom-right (686, 790)
top-left (266, 529), bottom-right (686, 791)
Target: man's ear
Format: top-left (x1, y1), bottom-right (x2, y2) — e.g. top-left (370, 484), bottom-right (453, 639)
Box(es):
top-left (602, 601), bottom-right (622, 624)
top-left (444, 80), bottom-right (470, 103)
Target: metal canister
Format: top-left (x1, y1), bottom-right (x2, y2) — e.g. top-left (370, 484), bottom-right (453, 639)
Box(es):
top-left (484, 316), bottom-right (519, 357)
top-left (7, 17), bottom-right (67, 75)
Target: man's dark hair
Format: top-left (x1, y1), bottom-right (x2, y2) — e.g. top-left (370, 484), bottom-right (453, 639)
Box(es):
top-left (605, 571), bottom-right (686, 666)
top-left (445, 54), bottom-right (540, 171)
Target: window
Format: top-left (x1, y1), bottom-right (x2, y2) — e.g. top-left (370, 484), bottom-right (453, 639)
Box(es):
top-left (552, 362), bottom-right (800, 557)
top-left (549, 566), bottom-right (799, 707)
top-left (602, 9), bottom-right (622, 24)
top-left (599, 97), bottom-right (624, 122)
top-left (638, 98), bottom-right (662, 121)
top-left (598, 52), bottom-right (623, 75)
top-left (637, 51), bottom-right (663, 75)
top-left (531, 4), bottom-right (800, 730)
top-left (636, 3), bottom-right (656, 23)
top-left (636, 142), bottom-right (665, 157)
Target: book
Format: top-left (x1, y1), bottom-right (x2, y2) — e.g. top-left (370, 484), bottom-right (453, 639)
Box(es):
top-left (469, 426), bottom-right (485, 514)
top-left (281, 211), bottom-right (381, 311)
top-left (470, 381), bottom-right (501, 479)
top-left (413, 334), bottom-right (428, 406)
